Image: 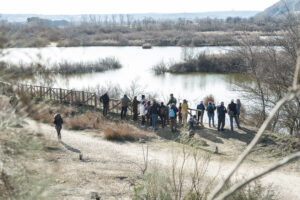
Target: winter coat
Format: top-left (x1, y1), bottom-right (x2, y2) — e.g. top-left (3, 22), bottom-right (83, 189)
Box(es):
top-left (236, 103), bottom-right (241, 115)
top-left (132, 99), bottom-right (139, 112)
top-left (140, 99), bottom-right (147, 116)
top-left (228, 102), bottom-right (237, 116)
top-left (100, 93), bottom-right (110, 105)
top-left (196, 103), bottom-right (205, 111)
top-left (167, 97), bottom-right (177, 106)
top-left (150, 103), bottom-right (160, 115)
top-left (217, 105), bottom-right (227, 119)
top-left (121, 96), bottom-right (130, 107)
top-left (182, 103), bottom-right (188, 114)
top-left (54, 114), bottom-right (63, 126)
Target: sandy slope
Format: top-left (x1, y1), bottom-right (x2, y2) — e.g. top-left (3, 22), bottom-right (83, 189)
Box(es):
top-left (26, 119), bottom-right (300, 200)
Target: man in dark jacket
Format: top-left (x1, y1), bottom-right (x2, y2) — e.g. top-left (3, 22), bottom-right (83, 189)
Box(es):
top-left (217, 102), bottom-right (227, 131)
top-left (150, 99), bottom-right (160, 130)
top-left (100, 92), bottom-right (110, 116)
top-left (132, 96), bottom-right (139, 121)
top-left (121, 94), bottom-right (130, 119)
top-left (167, 93), bottom-right (177, 106)
top-left (227, 99), bottom-right (241, 131)
top-left (54, 113), bottom-right (63, 140)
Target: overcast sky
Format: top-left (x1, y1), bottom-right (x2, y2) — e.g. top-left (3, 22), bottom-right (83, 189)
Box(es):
top-left (1, 0), bottom-right (279, 14)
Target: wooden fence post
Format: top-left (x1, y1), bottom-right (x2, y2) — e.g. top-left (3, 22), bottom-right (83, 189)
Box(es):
top-left (59, 88), bottom-right (62, 103)
top-left (40, 86), bottom-right (42, 99)
top-left (82, 91), bottom-right (85, 104)
top-left (94, 93), bottom-right (97, 109)
top-left (71, 90), bottom-right (73, 104)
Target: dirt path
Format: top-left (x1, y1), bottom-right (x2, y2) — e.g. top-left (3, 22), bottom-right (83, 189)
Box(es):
top-left (26, 119), bottom-right (300, 200)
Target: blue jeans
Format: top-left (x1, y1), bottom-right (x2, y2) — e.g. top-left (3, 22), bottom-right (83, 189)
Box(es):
top-left (208, 113), bottom-right (215, 127)
top-left (230, 115), bottom-right (240, 131)
top-left (152, 114), bottom-right (158, 130)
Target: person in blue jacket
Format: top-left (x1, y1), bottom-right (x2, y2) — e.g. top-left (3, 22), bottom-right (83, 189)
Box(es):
top-left (196, 101), bottom-right (205, 125)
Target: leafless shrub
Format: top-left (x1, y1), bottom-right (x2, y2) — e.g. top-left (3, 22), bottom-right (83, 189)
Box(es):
top-left (103, 123), bottom-right (148, 141)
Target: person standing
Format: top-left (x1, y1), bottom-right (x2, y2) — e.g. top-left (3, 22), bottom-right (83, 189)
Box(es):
top-left (169, 103), bottom-right (178, 132)
top-left (145, 101), bottom-right (152, 127)
top-left (167, 93), bottom-right (177, 106)
top-left (140, 95), bottom-right (147, 126)
top-left (120, 94), bottom-right (130, 119)
top-left (207, 102), bottom-right (216, 128)
top-left (99, 92), bottom-right (110, 116)
top-left (182, 99), bottom-right (189, 126)
top-left (217, 102), bottom-right (227, 131)
top-left (228, 99), bottom-right (241, 131)
top-left (150, 99), bottom-right (160, 131)
top-left (197, 101), bottom-right (205, 125)
top-left (178, 103), bottom-right (183, 125)
top-left (132, 96), bottom-right (139, 121)
top-left (159, 102), bottom-right (168, 128)
top-left (53, 113), bottom-right (63, 140)
top-left (236, 99), bottom-right (241, 122)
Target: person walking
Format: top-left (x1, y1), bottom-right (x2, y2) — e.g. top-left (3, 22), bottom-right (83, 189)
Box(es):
top-left (132, 96), bottom-right (139, 121)
top-left (169, 103), bottom-right (178, 132)
top-left (228, 99), bottom-right (241, 131)
top-left (53, 113), bottom-right (63, 140)
top-left (150, 99), bottom-right (160, 131)
top-left (207, 102), bottom-right (216, 127)
top-left (167, 93), bottom-right (177, 106)
top-left (140, 95), bottom-right (147, 126)
top-left (217, 102), bottom-right (227, 131)
top-left (182, 99), bottom-right (189, 126)
top-left (197, 101), bottom-right (205, 125)
top-left (120, 94), bottom-right (130, 119)
top-left (99, 92), bottom-right (110, 116)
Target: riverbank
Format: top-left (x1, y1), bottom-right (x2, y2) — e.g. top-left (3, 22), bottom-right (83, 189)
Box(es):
top-left (1, 93), bottom-right (300, 199)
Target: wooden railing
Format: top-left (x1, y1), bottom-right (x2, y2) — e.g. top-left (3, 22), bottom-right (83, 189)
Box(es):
top-left (0, 81), bottom-right (130, 115)
top-left (0, 81), bottom-right (202, 116)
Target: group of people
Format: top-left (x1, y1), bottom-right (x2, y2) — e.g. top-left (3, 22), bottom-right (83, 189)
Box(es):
top-left (52, 93), bottom-right (242, 140)
top-left (99, 92), bottom-right (242, 133)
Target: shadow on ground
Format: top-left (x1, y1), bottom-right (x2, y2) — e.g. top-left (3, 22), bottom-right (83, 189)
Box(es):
top-left (61, 141), bottom-right (81, 153)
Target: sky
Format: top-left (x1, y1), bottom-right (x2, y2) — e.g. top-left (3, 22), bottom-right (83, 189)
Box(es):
top-left (0, 0), bottom-right (280, 14)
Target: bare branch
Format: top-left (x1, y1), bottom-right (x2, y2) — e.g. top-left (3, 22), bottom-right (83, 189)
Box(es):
top-left (208, 89), bottom-right (299, 200)
top-left (215, 151), bottom-right (300, 200)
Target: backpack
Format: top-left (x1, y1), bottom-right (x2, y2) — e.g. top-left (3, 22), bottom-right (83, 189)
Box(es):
top-left (207, 105), bottom-right (214, 114)
top-left (169, 108), bottom-right (175, 117)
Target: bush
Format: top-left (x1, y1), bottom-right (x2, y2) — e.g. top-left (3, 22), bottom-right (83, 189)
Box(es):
top-left (103, 123), bottom-right (148, 141)
top-left (52, 57), bottom-right (122, 75)
top-left (152, 61), bottom-right (168, 75)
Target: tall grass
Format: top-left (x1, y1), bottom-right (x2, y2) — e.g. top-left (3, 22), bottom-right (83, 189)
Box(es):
top-left (52, 57), bottom-right (122, 74)
top-left (103, 123), bottom-right (149, 141)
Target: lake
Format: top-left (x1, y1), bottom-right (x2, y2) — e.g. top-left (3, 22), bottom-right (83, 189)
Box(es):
top-left (2, 46), bottom-right (251, 108)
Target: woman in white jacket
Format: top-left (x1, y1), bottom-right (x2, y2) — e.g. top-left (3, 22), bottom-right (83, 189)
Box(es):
top-left (140, 95), bottom-right (147, 126)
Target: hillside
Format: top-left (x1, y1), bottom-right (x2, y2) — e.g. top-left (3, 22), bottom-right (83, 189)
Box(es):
top-left (256, 0), bottom-right (300, 18)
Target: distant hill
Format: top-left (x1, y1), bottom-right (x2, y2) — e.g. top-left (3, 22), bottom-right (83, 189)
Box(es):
top-left (256, 0), bottom-right (300, 18)
top-left (1, 11), bottom-right (259, 23)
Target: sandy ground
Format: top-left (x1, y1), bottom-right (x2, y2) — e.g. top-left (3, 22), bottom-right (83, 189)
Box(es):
top-left (25, 119), bottom-right (300, 200)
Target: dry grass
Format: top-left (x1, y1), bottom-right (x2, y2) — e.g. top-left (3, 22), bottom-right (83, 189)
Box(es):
top-left (103, 123), bottom-right (149, 142)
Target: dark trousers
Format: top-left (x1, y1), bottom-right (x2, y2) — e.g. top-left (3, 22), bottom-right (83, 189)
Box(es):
top-left (133, 109), bottom-right (138, 121)
top-left (197, 111), bottom-right (201, 121)
top-left (121, 106), bottom-right (128, 119)
top-left (160, 115), bottom-right (166, 128)
top-left (141, 115), bottom-right (146, 126)
top-left (170, 117), bottom-right (176, 132)
top-left (218, 117), bottom-right (225, 131)
top-left (55, 125), bottom-right (62, 140)
top-left (103, 104), bottom-right (109, 116)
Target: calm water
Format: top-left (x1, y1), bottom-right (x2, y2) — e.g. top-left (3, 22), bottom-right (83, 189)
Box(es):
top-left (2, 46), bottom-right (251, 107)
